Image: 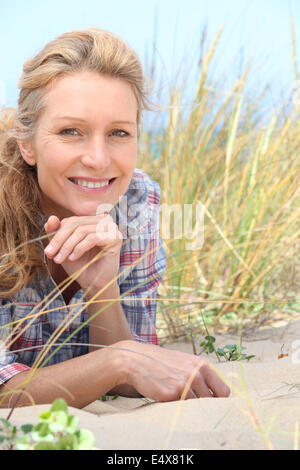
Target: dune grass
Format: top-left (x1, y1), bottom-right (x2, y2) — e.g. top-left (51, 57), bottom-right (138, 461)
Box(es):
top-left (140, 25), bottom-right (300, 343)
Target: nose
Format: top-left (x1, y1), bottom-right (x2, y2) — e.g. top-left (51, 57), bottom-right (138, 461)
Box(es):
top-left (80, 135), bottom-right (111, 171)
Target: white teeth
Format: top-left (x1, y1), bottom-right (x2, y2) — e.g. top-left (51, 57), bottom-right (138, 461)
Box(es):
top-left (72, 179), bottom-right (110, 188)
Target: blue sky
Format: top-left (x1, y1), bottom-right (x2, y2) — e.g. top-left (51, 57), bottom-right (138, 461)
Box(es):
top-left (0, 0), bottom-right (299, 108)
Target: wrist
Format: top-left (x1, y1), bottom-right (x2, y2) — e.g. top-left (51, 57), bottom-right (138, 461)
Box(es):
top-left (110, 340), bottom-right (134, 385)
top-left (84, 282), bottom-right (120, 300)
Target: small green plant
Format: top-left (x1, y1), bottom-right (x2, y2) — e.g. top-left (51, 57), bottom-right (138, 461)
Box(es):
top-left (0, 418), bottom-right (20, 450)
top-left (200, 335), bottom-right (218, 355)
top-left (0, 398), bottom-right (95, 450)
top-left (99, 394), bottom-right (119, 401)
top-left (198, 311), bottom-right (255, 362)
top-left (217, 344), bottom-right (256, 362)
top-left (199, 335), bottom-right (255, 362)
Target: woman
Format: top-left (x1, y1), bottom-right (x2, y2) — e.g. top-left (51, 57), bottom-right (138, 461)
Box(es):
top-left (0, 28), bottom-right (230, 408)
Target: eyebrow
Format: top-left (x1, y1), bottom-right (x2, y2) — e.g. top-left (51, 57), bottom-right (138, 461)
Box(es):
top-left (55, 116), bottom-right (136, 125)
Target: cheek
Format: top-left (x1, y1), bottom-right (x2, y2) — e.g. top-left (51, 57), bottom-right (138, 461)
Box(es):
top-left (123, 157), bottom-right (137, 177)
top-left (37, 142), bottom-right (73, 171)
top-left (125, 144), bottom-right (138, 169)
top-left (113, 145), bottom-right (137, 173)
top-left (116, 152), bottom-right (137, 191)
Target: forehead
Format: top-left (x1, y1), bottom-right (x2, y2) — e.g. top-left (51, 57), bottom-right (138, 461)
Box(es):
top-left (40, 71), bottom-right (138, 122)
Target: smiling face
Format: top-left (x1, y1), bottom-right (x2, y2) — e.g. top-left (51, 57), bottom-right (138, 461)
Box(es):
top-left (19, 70), bottom-right (138, 220)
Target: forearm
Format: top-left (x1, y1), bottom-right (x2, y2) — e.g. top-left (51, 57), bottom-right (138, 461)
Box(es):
top-left (86, 284), bottom-right (134, 352)
top-left (0, 346), bottom-right (125, 409)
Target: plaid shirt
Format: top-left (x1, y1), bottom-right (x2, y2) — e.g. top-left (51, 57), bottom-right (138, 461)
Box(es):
top-left (0, 168), bottom-right (166, 385)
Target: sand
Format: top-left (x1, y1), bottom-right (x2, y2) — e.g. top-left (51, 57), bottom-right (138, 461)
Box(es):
top-left (1, 318), bottom-right (300, 450)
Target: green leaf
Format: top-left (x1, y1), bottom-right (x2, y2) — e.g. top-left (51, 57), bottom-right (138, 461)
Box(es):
top-left (75, 429), bottom-right (95, 450)
top-left (204, 335), bottom-right (215, 342)
top-left (34, 422), bottom-right (50, 436)
top-left (56, 434), bottom-right (77, 450)
top-left (50, 398), bottom-right (68, 414)
top-left (224, 344), bottom-right (236, 350)
top-left (31, 423), bottom-right (54, 443)
top-left (21, 424), bottom-right (34, 434)
top-left (0, 418), bottom-right (11, 429)
top-left (34, 441), bottom-right (56, 450)
top-left (222, 312), bottom-right (237, 319)
top-left (39, 410), bottom-right (52, 421)
top-left (246, 355), bottom-right (256, 361)
top-left (66, 415), bottom-right (79, 434)
top-left (16, 434), bottom-right (32, 450)
top-left (48, 410), bottom-right (68, 433)
top-left (31, 432), bottom-right (54, 443)
top-left (99, 393), bottom-right (119, 401)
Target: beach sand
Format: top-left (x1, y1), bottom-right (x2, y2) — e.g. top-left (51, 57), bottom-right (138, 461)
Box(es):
top-left (1, 318), bottom-right (300, 450)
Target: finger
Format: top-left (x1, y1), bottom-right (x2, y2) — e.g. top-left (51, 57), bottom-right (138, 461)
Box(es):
top-left (44, 214), bottom-right (113, 258)
top-left (52, 227), bottom-right (91, 263)
top-left (96, 213), bottom-right (112, 230)
top-left (44, 221), bottom-right (94, 258)
top-left (190, 377), bottom-right (214, 398)
top-left (69, 232), bottom-right (122, 260)
top-left (44, 216), bottom-right (61, 241)
top-left (167, 368), bottom-right (212, 400)
top-left (55, 224), bottom-right (122, 263)
top-left (180, 363), bottom-right (214, 398)
top-left (179, 387), bottom-right (199, 400)
top-left (96, 217), bottom-right (120, 236)
top-left (202, 363), bottom-right (231, 397)
top-left (44, 215), bottom-right (60, 231)
top-left (96, 231), bottom-right (123, 254)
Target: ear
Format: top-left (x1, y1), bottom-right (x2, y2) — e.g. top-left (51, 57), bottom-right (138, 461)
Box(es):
top-left (17, 139), bottom-right (36, 167)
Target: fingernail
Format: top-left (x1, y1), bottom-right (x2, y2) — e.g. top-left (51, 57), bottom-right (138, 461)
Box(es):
top-left (45, 245), bottom-right (53, 253)
top-left (54, 253), bottom-right (62, 262)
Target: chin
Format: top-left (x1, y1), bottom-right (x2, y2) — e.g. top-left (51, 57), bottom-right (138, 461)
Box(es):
top-left (72, 206), bottom-right (107, 217)
top-left (72, 209), bottom-right (97, 217)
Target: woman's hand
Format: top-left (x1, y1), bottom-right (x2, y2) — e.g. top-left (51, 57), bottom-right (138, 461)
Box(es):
top-left (43, 213), bottom-right (123, 296)
top-left (116, 340), bottom-right (231, 401)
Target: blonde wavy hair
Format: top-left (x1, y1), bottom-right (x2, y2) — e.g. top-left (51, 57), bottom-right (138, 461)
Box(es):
top-left (0, 27), bottom-right (151, 297)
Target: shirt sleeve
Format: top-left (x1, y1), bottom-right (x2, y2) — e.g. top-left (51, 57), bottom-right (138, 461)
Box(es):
top-left (119, 235), bottom-right (166, 345)
top-left (117, 170), bottom-right (166, 345)
top-left (0, 299), bottom-right (31, 385)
